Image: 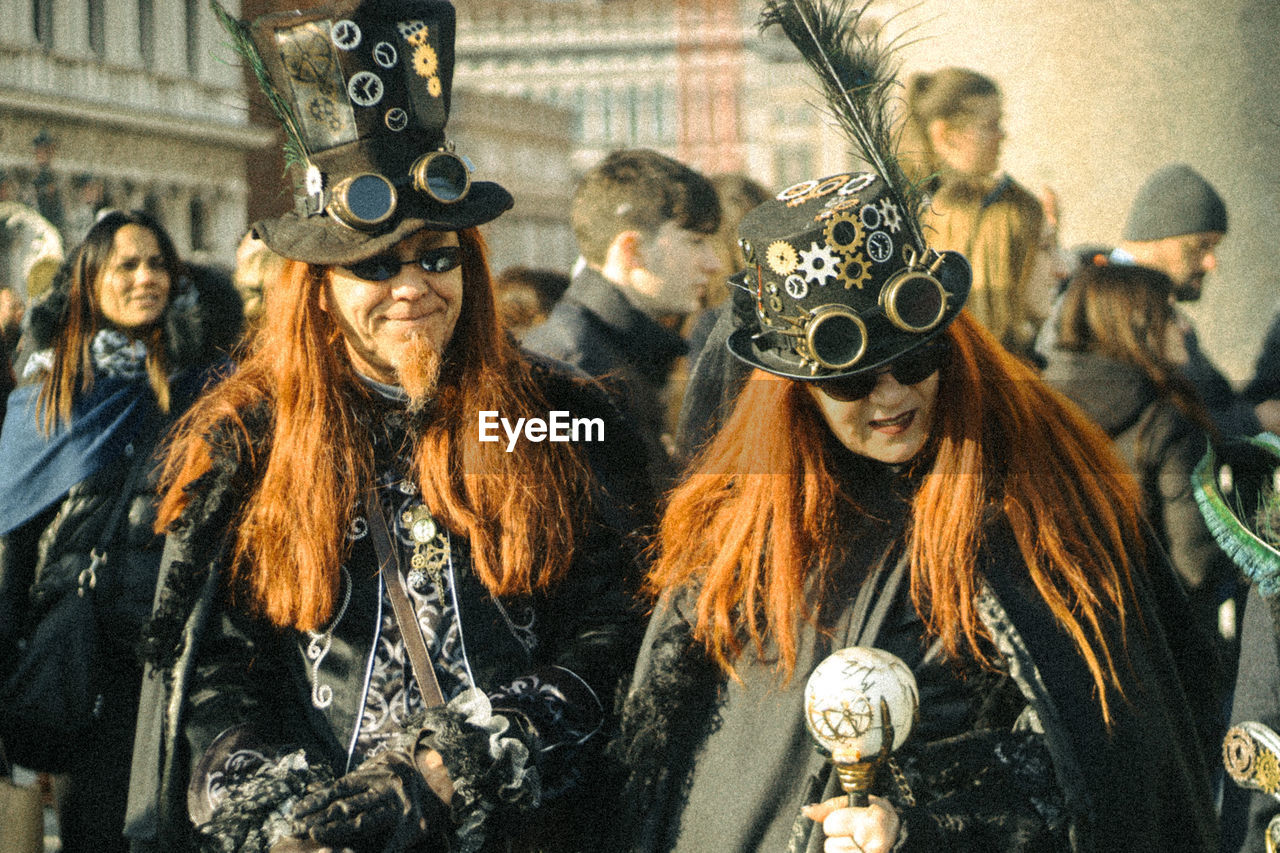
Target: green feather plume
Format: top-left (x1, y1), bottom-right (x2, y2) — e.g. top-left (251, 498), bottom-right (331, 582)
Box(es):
top-left (759, 0), bottom-right (928, 250)
top-left (210, 0), bottom-right (311, 172)
top-left (1192, 434), bottom-right (1280, 594)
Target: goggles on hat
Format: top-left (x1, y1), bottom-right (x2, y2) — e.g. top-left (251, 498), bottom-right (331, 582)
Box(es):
top-left (342, 245), bottom-right (462, 281)
top-left (325, 149), bottom-right (473, 231)
top-left (763, 252), bottom-right (949, 371)
top-left (812, 338), bottom-right (950, 402)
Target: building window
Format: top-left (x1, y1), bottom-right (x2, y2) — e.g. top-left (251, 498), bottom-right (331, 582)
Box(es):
top-left (88, 0), bottom-right (104, 55)
top-left (189, 197), bottom-right (208, 252)
top-left (573, 88), bottom-right (586, 138)
top-left (143, 193), bottom-right (161, 224)
top-left (626, 84), bottom-right (640, 145)
top-left (185, 0), bottom-right (200, 75)
top-left (138, 0), bottom-right (155, 67)
top-left (599, 89), bottom-right (612, 144)
top-left (33, 0), bottom-right (53, 47)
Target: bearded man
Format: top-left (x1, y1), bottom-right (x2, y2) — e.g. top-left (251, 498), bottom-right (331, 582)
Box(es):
top-left (123, 2), bottom-right (650, 851)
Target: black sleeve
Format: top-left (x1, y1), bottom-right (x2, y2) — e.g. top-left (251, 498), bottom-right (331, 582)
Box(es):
top-left (180, 580), bottom-right (335, 853)
top-left (1244, 309), bottom-right (1280, 405)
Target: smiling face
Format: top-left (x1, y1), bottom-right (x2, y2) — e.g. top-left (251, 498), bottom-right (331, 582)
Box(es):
top-left (95, 224), bottom-right (172, 333)
top-left (322, 229), bottom-right (464, 386)
top-left (806, 368), bottom-right (940, 465)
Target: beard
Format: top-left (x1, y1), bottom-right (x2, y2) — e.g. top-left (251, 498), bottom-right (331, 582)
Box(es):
top-left (396, 333), bottom-right (443, 415)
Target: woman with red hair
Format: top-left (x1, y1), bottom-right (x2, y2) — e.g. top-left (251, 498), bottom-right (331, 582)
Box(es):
top-left (612, 171), bottom-right (1217, 853)
top-left (125, 3), bottom-right (650, 851)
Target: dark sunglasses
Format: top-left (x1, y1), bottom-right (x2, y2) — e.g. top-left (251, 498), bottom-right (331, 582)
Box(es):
top-left (813, 339), bottom-right (950, 402)
top-left (344, 245), bottom-right (463, 282)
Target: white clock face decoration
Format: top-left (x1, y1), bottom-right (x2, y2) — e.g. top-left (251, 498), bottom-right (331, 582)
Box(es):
top-left (803, 646), bottom-right (918, 762)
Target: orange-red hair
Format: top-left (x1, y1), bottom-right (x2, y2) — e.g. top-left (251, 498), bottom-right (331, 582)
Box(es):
top-left (649, 312), bottom-right (1144, 722)
top-left (157, 228), bottom-right (592, 632)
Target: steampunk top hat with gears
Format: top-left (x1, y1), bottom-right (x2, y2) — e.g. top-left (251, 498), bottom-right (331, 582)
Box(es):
top-left (214, 0), bottom-right (512, 266)
top-left (728, 0), bottom-right (971, 381)
top-left (729, 173), bottom-right (971, 380)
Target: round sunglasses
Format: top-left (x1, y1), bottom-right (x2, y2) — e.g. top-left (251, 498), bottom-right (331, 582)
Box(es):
top-left (342, 245), bottom-right (462, 282)
top-left (811, 339), bottom-right (950, 402)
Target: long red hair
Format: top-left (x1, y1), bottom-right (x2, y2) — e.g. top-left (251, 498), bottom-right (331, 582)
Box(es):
top-left (157, 228), bottom-right (592, 631)
top-left (649, 312), bottom-right (1144, 722)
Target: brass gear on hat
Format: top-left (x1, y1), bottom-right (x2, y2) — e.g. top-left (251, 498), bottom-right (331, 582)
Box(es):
top-left (837, 253), bottom-right (872, 290)
top-left (766, 240), bottom-right (799, 276)
top-left (823, 211), bottom-right (864, 253)
top-left (413, 43), bottom-right (438, 78)
top-left (427, 75), bottom-right (442, 97)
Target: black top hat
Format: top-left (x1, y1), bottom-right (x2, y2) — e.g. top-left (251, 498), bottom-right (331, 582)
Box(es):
top-left (218, 0), bottom-right (512, 266)
top-left (728, 171), bottom-right (970, 380)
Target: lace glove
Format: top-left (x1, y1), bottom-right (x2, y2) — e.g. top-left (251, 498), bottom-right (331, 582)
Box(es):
top-left (290, 742), bottom-right (447, 853)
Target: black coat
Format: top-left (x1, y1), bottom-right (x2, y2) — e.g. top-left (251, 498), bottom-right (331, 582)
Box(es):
top-left (0, 264), bottom-right (241, 770)
top-left (1041, 347), bottom-right (1238, 648)
top-left (523, 267), bottom-right (686, 492)
top-left (1224, 586), bottom-right (1280, 853)
top-left (125, 361), bottom-right (651, 853)
top-left (611, 461), bottom-right (1218, 853)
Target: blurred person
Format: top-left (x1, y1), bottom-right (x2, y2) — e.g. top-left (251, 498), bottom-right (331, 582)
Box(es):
top-left (63, 174), bottom-right (109, 244)
top-left (901, 67), bottom-right (1060, 357)
top-left (0, 284), bottom-right (23, 424)
top-left (0, 209), bottom-right (240, 853)
top-left (524, 148), bottom-right (721, 489)
top-left (31, 129), bottom-right (64, 234)
top-left (125, 2), bottom-right (650, 851)
top-left (1037, 163), bottom-right (1258, 438)
top-left (232, 229), bottom-right (286, 333)
top-left (0, 283), bottom-right (23, 360)
top-left (1041, 260), bottom-right (1237, 747)
top-left (493, 265), bottom-right (569, 338)
top-left (673, 173), bottom-right (769, 459)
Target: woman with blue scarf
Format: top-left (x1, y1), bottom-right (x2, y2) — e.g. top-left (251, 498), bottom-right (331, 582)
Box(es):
top-left (0, 209), bottom-right (241, 853)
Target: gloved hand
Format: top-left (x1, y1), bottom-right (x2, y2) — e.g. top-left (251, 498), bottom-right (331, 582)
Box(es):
top-left (290, 746), bottom-right (446, 853)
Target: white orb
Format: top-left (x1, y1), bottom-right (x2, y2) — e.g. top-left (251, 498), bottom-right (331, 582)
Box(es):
top-left (803, 647), bottom-right (919, 762)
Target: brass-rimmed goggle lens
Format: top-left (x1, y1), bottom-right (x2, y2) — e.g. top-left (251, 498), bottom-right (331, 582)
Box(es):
top-left (806, 305), bottom-right (868, 370)
top-left (881, 270), bottom-right (947, 333)
top-left (328, 173), bottom-right (398, 229)
top-left (410, 151), bottom-right (472, 204)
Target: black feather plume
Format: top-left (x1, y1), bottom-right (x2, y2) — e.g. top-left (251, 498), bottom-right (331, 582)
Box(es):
top-left (760, 0), bottom-right (927, 250)
top-left (210, 0), bottom-right (311, 172)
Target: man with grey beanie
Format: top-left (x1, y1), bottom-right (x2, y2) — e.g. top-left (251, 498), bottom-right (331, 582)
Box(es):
top-left (1037, 162), bottom-right (1259, 437)
top-left (1114, 163), bottom-right (1259, 438)
top-left (1117, 162), bottom-right (1227, 303)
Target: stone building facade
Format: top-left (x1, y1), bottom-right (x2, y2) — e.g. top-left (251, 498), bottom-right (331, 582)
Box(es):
top-left (0, 0), bottom-right (272, 286)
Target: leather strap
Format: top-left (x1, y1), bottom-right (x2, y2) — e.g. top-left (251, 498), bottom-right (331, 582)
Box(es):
top-left (365, 489), bottom-right (446, 709)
